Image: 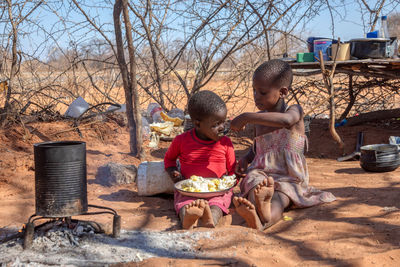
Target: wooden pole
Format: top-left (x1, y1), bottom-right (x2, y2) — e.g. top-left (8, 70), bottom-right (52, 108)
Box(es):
top-left (318, 50), bottom-right (345, 151)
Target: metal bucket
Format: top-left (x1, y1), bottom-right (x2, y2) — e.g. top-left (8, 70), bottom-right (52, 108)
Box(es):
top-left (34, 141), bottom-right (88, 217)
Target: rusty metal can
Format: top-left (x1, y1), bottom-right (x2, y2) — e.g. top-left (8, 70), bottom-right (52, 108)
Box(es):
top-left (34, 141), bottom-right (88, 217)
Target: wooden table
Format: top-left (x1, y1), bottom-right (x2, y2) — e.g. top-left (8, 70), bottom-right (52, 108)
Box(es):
top-left (290, 59), bottom-right (400, 79)
top-left (289, 58), bottom-right (400, 151)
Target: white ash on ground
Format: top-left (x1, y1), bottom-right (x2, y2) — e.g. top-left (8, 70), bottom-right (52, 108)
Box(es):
top-left (0, 228), bottom-right (213, 266)
top-left (29, 222), bottom-right (97, 252)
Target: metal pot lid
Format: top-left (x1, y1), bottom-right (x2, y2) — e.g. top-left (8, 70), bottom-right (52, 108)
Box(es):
top-left (349, 38), bottom-right (390, 42)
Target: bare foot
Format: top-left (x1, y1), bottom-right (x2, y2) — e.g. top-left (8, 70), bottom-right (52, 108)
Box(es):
top-left (200, 201), bottom-right (215, 228)
top-left (233, 197), bottom-right (263, 230)
top-left (254, 177), bottom-right (274, 224)
top-left (182, 199), bottom-right (206, 229)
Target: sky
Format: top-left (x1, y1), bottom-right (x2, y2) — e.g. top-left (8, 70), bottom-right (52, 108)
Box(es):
top-left (307, 1), bottom-right (400, 41)
top-left (6, 1), bottom-right (400, 60)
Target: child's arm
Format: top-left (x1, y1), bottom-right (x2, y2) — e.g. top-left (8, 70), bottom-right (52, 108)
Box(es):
top-left (235, 143), bottom-right (255, 177)
top-left (224, 137), bottom-right (236, 176)
top-left (166, 166), bottom-right (184, 183)
top-left (164, 135), bottom-right (184, 183)
top-left (230, 105), bottom-right (303, 131)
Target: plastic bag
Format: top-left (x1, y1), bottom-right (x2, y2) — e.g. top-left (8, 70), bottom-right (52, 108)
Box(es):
top-left (148, 132), bottom-right (160, 148)
top-left (150, 121), bottom-right (174, 136)
top-left (64, 96), bottom-right (89, 118)
top-left (167, 108), bottom-right (184, 120)
top-left (147, 103), bottom-right (163, 123)
top-left (160, 111), bottom-right (183, 126)
top-left (142, 117), bottom-right (151, 140)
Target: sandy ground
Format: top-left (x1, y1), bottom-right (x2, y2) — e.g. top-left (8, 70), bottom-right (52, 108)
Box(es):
top-left (0, 117), bottom-right (400, 266)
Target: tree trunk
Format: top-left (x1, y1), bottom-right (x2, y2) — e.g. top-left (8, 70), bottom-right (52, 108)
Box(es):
top-left (113, 0), bottom-right (143, 158)
top-left (1, 1), bottom-right (18, 125)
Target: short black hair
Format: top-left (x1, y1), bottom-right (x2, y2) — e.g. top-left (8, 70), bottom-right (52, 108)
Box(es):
top-left (253, 59), bottom-right (293, 89)
top-left (188, 90), bottom-right (226, 121)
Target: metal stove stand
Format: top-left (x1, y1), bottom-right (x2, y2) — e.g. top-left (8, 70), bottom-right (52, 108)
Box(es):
top-left (23, 204), bottom-right (121, 249)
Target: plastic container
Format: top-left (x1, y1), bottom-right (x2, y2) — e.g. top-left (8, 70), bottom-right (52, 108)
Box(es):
top-left (306, 37), bottom-right (326, 52)
top-left (379, 16), bottom-right (389, 39)
top-left (147, 103), bottom-right (163, 123)
top-left (297, 52), bottom-right (314, 62)
top-left (329, 43), bottom-right (350, 61)
top-left (367, 31), bottom-right (378, 38)
top-left (314, 39), bottom-right (333, 61)
top-left (64, 96), bottom-right (89, 118)
top-left (137, 161), bottom-right (175, 196)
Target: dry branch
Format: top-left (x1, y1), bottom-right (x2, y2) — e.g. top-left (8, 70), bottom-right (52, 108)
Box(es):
top-left (318, 50), bottom-right (345, 151)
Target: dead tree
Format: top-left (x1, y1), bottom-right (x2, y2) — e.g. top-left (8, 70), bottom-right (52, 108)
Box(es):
top-left (128, 0), bottom-right (310, 112)
top-left (113, 0), bottom-right (143, 158)
top-left (0, 0), bottom-right (42, 125)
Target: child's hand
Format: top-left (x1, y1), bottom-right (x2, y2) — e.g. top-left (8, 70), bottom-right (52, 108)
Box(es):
top-left (168, 168), bottom-right (184, 183)
top-left (230, 113), bottom-right (248, 132)
top-left (235, 158), bottom-right (248, 177)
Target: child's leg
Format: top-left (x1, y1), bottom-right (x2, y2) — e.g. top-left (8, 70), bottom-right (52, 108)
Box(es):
top-left (233, 196), bottom-right (264, 230)
top-left (249, 177), bottom-right (274, 224)
top-left (178, 199), bottom-right (207, 230)
top-left (201, 205), bottom-right (222, 228)
top-left (249, 178), bottom-right (290, 227)
top-left (264, 191), bottom-right (290, 228)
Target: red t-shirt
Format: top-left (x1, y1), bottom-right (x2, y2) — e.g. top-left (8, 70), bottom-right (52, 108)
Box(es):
top-left (164, 129), bottom-right (236, 178)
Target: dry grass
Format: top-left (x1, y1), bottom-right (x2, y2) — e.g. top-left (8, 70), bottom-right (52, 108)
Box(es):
top-left (1, 67), bottom-right (398, 121)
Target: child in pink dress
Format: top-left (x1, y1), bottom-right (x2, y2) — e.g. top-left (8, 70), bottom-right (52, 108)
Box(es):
top-left (164, 90), bottom-right (236, 229)
top-left (230, 59), bottom-right (336, 230)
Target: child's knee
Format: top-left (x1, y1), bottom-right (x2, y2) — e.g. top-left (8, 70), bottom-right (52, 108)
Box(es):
top-left (272, 192), bottom-right (290, 209)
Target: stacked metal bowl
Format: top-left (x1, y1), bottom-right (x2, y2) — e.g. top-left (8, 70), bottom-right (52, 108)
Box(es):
top-left (360, 144), bottom-right (400, 172)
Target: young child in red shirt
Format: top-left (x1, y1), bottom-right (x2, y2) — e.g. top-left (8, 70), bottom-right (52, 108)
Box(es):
top-left (164, 90), bottom-right (236, 229)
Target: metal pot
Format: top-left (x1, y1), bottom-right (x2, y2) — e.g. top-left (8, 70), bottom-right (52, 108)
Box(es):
top-left (349, 38), bottom-right (392, 59)
top-left (360, 144), bottom-right (400, 172)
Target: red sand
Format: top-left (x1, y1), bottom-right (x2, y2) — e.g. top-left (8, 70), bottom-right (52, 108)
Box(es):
top-left (1, 118), bottom-right (399, 266)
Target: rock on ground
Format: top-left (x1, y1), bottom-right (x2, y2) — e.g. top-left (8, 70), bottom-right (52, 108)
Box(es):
top-left (95, 162), bottom-right (137, 186)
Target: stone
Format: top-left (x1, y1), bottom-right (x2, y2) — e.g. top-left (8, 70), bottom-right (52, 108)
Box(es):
top-left (95, 162), bottom-right (137, 186)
